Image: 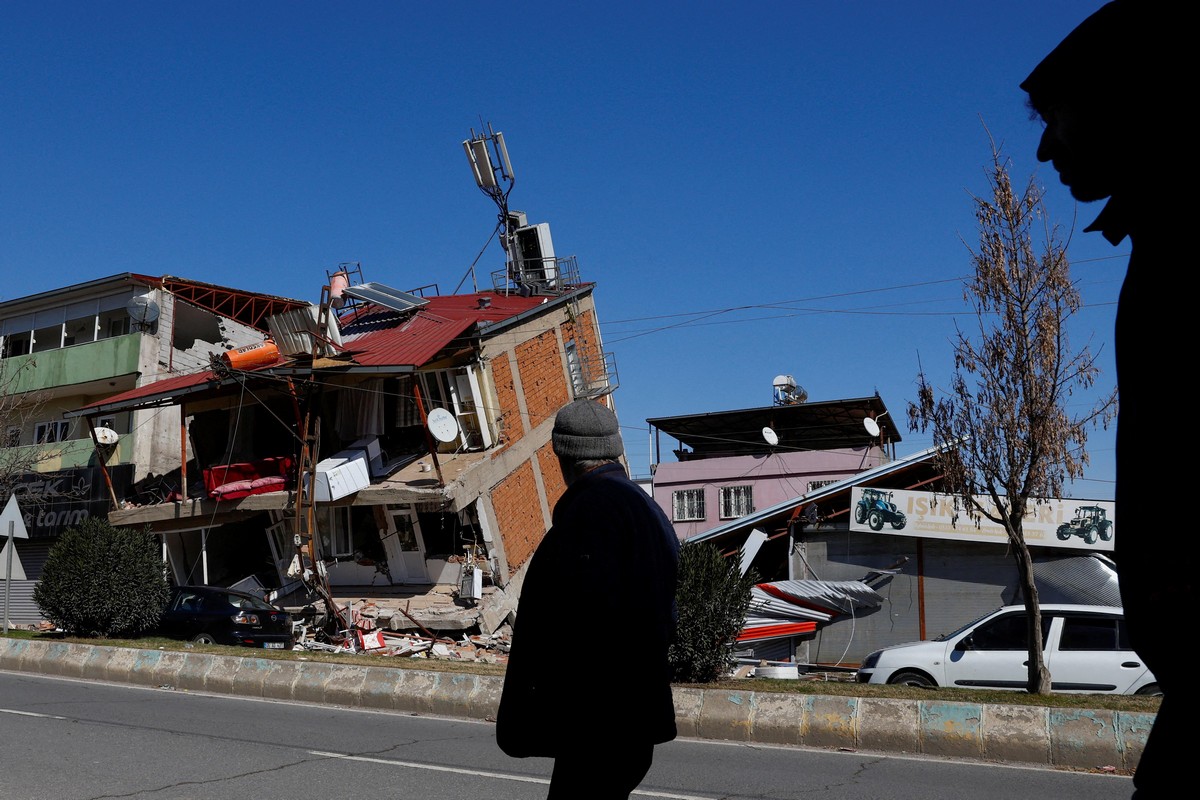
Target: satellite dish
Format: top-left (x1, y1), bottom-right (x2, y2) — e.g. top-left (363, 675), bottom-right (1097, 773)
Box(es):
top-left (93, 427), bottom-right (119, 446)
top-left (863, 417), bottom-right (881, 438)
top-left (427, 408), bottom-right (460, 443)
top-left (126, 295), bottom-right (160, 329)
top-left (762, 427), bottom-right (779, 446)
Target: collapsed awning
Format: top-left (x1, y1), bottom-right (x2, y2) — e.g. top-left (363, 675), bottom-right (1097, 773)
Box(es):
top-left (739, 579), bottom-right (885, 643)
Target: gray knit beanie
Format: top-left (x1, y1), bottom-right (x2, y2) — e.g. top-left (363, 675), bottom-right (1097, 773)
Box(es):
top-left (552, 400), bottom-right (624, 460)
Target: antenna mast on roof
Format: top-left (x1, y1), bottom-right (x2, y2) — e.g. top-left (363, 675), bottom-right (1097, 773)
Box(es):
top-left (463, 121), bottom-right (517, 282)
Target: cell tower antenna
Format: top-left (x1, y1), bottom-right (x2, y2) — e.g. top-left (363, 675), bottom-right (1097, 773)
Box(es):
top-left (463, 121), bottom-right (519, 280)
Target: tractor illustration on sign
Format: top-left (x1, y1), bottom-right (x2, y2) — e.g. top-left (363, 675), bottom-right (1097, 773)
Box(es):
top-left (1056, 505), bottom-right (1113, 545)
top-left (855, 488), bottom-right (907, 531)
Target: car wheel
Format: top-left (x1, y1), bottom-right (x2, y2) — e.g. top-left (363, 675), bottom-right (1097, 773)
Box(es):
top-left (192, 632), bottom-right (217, 645)
top-left (1100, 525), bottom-right (1113, 541)
top-left (868, 510), bottom-right (885, 531)
top-left (887, 670), bottom-right (936, 688)
top-left (891, 514), bottom-right (906, 530)
top-left (855, 505), bottom-right (867, 524)
top-left (1134, 683), bottom-right (1163, 697)
top-left (1056, 526), bottom-right (1072, 541)
top-left (1084, 525), bottom-right (1098, 545)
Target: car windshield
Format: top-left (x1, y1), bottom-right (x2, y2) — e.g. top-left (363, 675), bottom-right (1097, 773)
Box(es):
top-left (933, 608), bottom-right (1001, 642)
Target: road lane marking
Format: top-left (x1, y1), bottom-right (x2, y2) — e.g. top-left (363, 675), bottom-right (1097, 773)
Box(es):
top-left (309, 750), bottom-right (713, 799)
top-left (1, 708), bottom-right (68, 719)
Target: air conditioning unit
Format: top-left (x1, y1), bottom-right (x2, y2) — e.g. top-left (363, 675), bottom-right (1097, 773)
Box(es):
top-left (511, 222), bottom-right (557, 288)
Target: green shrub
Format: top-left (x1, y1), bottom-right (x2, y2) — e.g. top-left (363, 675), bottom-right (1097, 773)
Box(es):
top-left (33, 517), bottom-right (169, 637)
top-left (669, 541), bottom-right (757, 683)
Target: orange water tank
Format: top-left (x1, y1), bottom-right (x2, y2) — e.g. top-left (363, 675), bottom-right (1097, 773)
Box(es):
top-left (221, 340), bottom-right (280, 370)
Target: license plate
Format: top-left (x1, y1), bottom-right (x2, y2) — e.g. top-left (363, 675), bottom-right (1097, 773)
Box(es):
top-left (263, 642), bottom-right (285, 649)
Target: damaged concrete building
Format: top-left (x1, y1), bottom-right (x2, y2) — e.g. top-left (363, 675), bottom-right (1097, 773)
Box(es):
top-left (65, 261), bottom-right (617, 641)
top-left (0, 273), bottom-right (311, 623)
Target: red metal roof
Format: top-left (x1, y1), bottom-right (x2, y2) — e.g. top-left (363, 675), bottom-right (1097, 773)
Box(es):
top-left (338, 291), bottom-right (550, 367)
top-left (72, 290), bottom-right (559, 414)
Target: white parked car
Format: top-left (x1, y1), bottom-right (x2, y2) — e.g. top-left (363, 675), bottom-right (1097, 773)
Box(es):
top-left (856, 604), bottom-right (1160, 695)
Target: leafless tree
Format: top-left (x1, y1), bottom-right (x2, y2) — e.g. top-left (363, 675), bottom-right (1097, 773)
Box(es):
top-left (907, 138), bottom-right (1117, 694)
top-left (0, 356), bottom-right (58, 501)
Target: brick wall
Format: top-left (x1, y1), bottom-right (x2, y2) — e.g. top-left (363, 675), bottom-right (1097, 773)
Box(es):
top-left (489, 354), bottom-right (522, 447)
top-left (491, 460), bottom-right (545, 574)
top-left (565, 308), bottom-right (604, 386)
top-left (515, 329), bottom-right (569, 431)
top-left (536, 440), bottom-right (567, 512)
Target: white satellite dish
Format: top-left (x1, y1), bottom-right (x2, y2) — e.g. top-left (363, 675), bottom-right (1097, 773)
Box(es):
top-left (427, 408), bottom-right (460, 443)
top-left (762, 426), bottom-right (779, 446)
top-left (126, 295), bottom-right (160, 329)
top-left (863, 417), bottom-right (881, 437)
top-left (93, 427), bottom-right (119, 446)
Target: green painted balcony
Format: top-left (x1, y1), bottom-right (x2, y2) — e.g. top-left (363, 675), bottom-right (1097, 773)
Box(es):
top-left (3, 334), bottom-right (142, 394)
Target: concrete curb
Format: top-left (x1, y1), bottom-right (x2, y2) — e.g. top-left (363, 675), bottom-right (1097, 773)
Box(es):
top-left (0, 638), bottom-right (1151, 772)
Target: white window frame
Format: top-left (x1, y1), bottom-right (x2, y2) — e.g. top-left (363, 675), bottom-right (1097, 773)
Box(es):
top-left (34, 421), bottom-right (70, 444)
top-left (564, 339), bottom-right (585, 397)
top-left (672, 488), bottom-right (706, 522)
top-left (719, 485), bottom-right (754, 520)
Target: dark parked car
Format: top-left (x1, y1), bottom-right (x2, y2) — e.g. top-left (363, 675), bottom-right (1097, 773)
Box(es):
top-left (157, 585), bottom-right (295, 650)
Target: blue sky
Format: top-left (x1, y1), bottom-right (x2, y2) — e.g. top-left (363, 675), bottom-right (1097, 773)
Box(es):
top-left (1, 1), bottom-right (1122, 498)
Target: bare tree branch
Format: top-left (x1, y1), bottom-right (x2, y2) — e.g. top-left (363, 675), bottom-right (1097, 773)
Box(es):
top-left (907, 134), bottom-right (1118, 694)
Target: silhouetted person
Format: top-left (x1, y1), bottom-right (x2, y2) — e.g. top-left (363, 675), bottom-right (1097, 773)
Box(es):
top-left (1023, 3), bottom-right (1189, 795)
top-left (495, 399), bottom-right (680, 799)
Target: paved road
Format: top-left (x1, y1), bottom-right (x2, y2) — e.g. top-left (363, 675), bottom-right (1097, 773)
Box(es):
top-left (0, 671), bottom-right (1135, 800)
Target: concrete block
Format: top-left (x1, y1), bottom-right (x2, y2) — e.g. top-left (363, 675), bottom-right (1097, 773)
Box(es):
top-left (323, 664), bottom-right (370, 707)
top-left (920, 701), bottom-right (983, 759)
top-left (803, 695), bottom-right (858, 750)
top-left (202, 653), bottom-right (239, 695)
top-left (1115, 711), bottom-right (1154, 773)
top-left (749, 692), bottom-right (805, 746)
top-left (671, 687), bottom-right (705, 739)
top-left (291, 661), bottom-right (338, 704)
top-left (428, 672), bottom-right (477, 718)
top-left (132, 649), bottom-right (187, 687)
top-left (392, 668), bottom-right (437, 714)
top-left (41, 642), bottom-right (86, 677)
top-left (174, 652), bottom-right (218, 691)
top-left (230, 657), bottom-right (280, 697)
top-left (0, 638), bottom-right (27, 670)
top-left (102, 647), bottom-right (140, 684)
top-left (81, 645), bottom-right (117, 682)
top-left (262, 660), bottom-right (304, 701)
top-left (982, 704), bottom-right (1049, 765)
top-left (468, 674), bottom-right (503, 719)
top-left (858, 698), bottom-right (920, 755)
top-left (1049, 709), bottom-right (1120, 769)
top-left (357, 666), bottom-right (403, 710)
top-left (698, 690), bottom-right (755, 741)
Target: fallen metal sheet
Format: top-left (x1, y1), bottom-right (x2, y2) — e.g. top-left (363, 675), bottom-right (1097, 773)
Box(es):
top-left (739, 580), bottom-right (885, 644)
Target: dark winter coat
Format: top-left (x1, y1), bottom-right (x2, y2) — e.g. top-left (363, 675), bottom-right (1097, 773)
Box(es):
top-left (495, 462), bottom-right (680, 758)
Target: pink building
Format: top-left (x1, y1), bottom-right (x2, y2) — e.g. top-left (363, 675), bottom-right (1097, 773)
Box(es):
top-left (648, 393), bottom-right (900, 541)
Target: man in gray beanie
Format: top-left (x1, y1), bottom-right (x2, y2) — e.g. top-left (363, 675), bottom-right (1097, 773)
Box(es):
top-left (496, 399), bottom-right (680, 798)
top-left (1023, 3), bottom-right (1188, 796)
